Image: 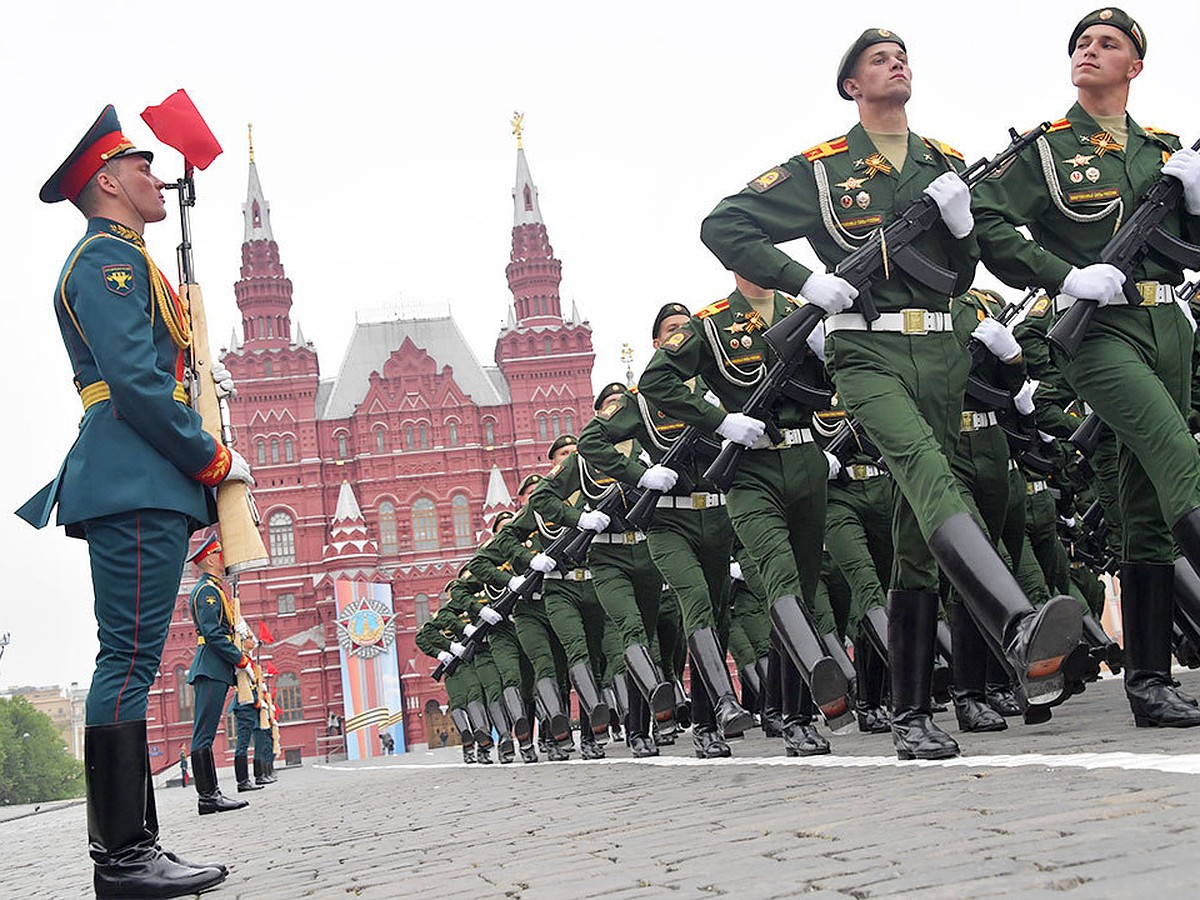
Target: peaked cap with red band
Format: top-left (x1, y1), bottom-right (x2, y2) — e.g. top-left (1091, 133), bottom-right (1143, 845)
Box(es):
top-left (187, 534), bottom-right (223, 565)
top-left (40, 104), bottom-right (154, 204)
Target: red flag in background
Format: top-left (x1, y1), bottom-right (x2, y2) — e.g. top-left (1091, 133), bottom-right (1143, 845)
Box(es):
top-left (140, 89), bottom-right (223, 170)
top-left (258, 620), bottom-right (275, 644)
top-left (266, 662), bottom-right (280, 677)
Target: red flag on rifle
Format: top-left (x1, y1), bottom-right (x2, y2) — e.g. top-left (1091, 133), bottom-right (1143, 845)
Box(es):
top-left (266, 662), bottom-right (279, 676)
top-left (258, 620), bottom-right (275, 644)
top-left (140, 89), bottom-right (223, 170)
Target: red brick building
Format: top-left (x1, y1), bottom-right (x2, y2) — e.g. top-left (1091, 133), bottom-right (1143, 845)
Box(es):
top-left (147, 133), bottom-right (595, 766)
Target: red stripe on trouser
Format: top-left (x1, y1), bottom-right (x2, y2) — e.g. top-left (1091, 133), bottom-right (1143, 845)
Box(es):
top-left (113, 512), bottom-right (142, 721)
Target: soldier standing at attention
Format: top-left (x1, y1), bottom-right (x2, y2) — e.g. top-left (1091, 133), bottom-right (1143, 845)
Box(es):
top-left (187, 535), bottom-right (253, 814)
top-left (698, 29), bottom-right (1085, 760)
top-left (19, 106), bottom-right (253, 898)
top-left (973, 8), bottom-right (1200, 728)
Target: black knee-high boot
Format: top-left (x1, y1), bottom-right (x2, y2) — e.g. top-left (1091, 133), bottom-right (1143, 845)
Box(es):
top-left (1121, 562), bottom-right (1200, 727)
top-left (949, 602), bottom-right (1006, 733)
top-left (889, 590), bottom-right (960, 760)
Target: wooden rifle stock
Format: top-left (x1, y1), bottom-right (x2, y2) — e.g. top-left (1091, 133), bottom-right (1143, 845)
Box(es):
top-left (231, 587), bottom-right (254, 704)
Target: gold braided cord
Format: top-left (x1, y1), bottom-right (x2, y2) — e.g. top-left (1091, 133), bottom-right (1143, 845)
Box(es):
top-left (144, 252), bottom-right (191, 350)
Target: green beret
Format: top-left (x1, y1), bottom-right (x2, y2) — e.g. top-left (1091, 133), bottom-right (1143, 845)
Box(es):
top-left (492, 510), bottom-right (515, 532)
top-left (547, 433), bottom-right (578, 460)
top-left (517, 473), bottom-right (542, 494)
top-left (1069, 8), bottom-right (1145, 58)
top-left (594, 382), bottom-right (627, 411)
top-left (837, 28), bottom-right (906, 101)
top-left (652, 302), bottom-right (691, 339)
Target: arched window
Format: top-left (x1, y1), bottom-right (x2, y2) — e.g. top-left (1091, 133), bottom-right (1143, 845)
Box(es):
top-left (551, 414), bottom-right (560, 437)
top-left (375, 427), bottom-right (386, 453)
top-left (256, 440), bottom-right (266, 465)
top-left (523, 184), bottom-right (533, 212)
top-left (176, 666), bottom-right (193, 722)
top-left (337, 434), bottom-right (348, 459)
top-left (412, 499), bottom-right (438, 551)
top-left (268, 511), bottom-right (296, 564)
top-left (271, 439), bottom-right (280, 464)
top-left (483, 421), bottom-right (495, 446)
top-left (276, 673), bottom-right (302, 722)
top-left (544, 337), bottom-right (552, 354)
top-left (405, 426), bottom-right (415, 449)
top-left (378, 501), bottom-right (397, 554)
top-left (266, 317), bottom-right (274, 338)
top-left (452, 494), bottom-right (471, 546)
top-left (419, 425), bottom-right (429, 449)
top-left (264, 360), bottom-right (272, 376)
top-left (284, 438), bottom-right (294, 462)
top-left (257, 316), bottom-right (265, 338)
top-left (538, 415), bottom-right (548, 441)
top-left (447, 422), bottom-right (458, 447)
top-left (415, 593), bottom-right (430, 627)
top-left (565, 412), bottom-right (575, 434)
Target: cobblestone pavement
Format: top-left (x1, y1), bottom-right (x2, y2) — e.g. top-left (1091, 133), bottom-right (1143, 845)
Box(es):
top-left (8, 671), bottom-right (1200, 898)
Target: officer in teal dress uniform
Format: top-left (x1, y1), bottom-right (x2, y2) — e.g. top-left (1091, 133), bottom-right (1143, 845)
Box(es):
top-left (17, 105), bottom-right (253, 899)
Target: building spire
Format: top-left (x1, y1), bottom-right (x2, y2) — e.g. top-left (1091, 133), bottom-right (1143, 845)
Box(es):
top-left (248, 122), bottom-right (255, 164)
top-left (243, 132), bottom-right (273, 243)
top-left (511, 112), bottom-right (543, 227)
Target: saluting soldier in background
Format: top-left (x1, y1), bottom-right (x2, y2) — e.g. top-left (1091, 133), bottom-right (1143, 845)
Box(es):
top-left (19, 105), bottom-right (254, 898)
top-left (973, 7), bottom-right (1200, 728)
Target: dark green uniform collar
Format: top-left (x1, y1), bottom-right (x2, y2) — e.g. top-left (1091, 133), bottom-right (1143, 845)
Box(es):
top-left (727, 288), bottom-right (793, 320)
top-left (844, 123), bottom-right (944, 180)
top-left (1062, 101), bottom-right (1171, 154)
top-left (86, 216), bottom-right (146, 245)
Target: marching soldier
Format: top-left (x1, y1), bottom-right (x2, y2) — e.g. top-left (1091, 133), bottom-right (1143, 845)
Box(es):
top-left (973, 8), bottom-right (1200, 727)
top-left (20, 105), bottom-right (253, 897)
top-left (698, 29), bottom-right (1084, 758)
top-left (186, 535), bottom-right (252, 814)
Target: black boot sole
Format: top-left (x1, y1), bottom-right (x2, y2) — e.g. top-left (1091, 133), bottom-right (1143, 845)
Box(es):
top-left (810, 658), bottom-right (853, 730)
top-left (1008, 596), bottom-right (1084, 706)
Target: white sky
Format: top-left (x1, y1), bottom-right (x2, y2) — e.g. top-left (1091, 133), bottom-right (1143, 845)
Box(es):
top-left (0, 1), bottom-right (1190, 690)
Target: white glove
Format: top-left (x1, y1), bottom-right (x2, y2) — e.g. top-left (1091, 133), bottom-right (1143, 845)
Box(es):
top-left (463, 623), bottom-right (478, 638)
top-left (638, 449), bottom-right (653, 466)
top-left (716, 412), bottom-right (767, 448)
top-left (923, 172), bottom-right (974, 238)
top-left (506, 575), bottom-right (526, 593)
top-left (1062, 516), bottom-right (1077, 529)
top-left (637, 464), bottom-right (679, 492)
top-left (800, 272), bottom-right (858, 315)
top-left (1162, 147), bottom-right (1200, 214)
top-left (211, 362), bottom-right (236, 400)
top-left (971, 317), bottom-right (1022, 362)
top-left (806, 320), bottom-right (826, 361)
top-left (529, 553), bottom-right (557, 573)
top-left (235, 619), bottom-right (251, 639)
top-left (480, 606), bottom-right (503, 625)
top-left (223, 448), bottom-right (255, 486)
top-left (703, 389), bottom-right (722, 408)
top-left (577, 509), bottom-right (611, 532)
top-left (824, 450), bottom-right (842, 481)
top-left (1062, 264), bottom-right (1126, 305)
top-left (1178, 296), bottom-right (1198, 334)
top-left (1038, 429), bottom-right (1057, 443)
top-left (1014, 379), bottom-right (1039, 416)
top-left (729, 560), bottom-right (744, 581)
top-left (449, 641), bottom-right (468, 658)
top-left (437, 651), bottom-right (455, 666)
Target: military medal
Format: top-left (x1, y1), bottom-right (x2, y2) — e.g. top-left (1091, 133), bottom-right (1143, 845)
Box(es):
top-left (856, 191), bottom-right (871, 209)
top-left (1086, 166), bottom-right (1100, 182)
top-left (840, 194), bottom-right (854, 208)
top-left (1070, 170), bottom-right (1084, 183)
top-left (860, 152), bottom-right (893, 179)
top-left (1088, 131), bottom-right (1123, 157)
top-left (730, 339), bottom-right (740, 348)
top-left (742, 310), bottom-right (766, 333)
top-left (741, 335), bottom-right (753, 349)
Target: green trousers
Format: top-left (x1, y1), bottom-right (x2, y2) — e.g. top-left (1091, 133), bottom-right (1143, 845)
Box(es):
top-left (725, 443), bottom-right (827, 612)
top-left (473, 648), bottom-right (503, 704)
top-left (825, 472), bottom-right (896, 639)
top-left (543, 575), bottom-right (608, 676)
top-left (814, 551), bottom-right (853, 638)
top-left (1026, 485), bottom-right (1073, 598)
top-left (444, 665), bottom-right (483, 708)
top-left (656, 588), bottom-right (687, 680)
top-left (513, 597), bottom-right (567, 682)
top-left (646, 506), bottom-right (734, 639)
top-left (828, 330), bottom-right (971, 591)
top-left (486, 621), bottom-right (527, 692)
top-left (589, 540), bottom-right (662, 657)
top-left (728, 578), bottom-right (772, 666)
top-left (1059, 304), bottom-right (1200, 562)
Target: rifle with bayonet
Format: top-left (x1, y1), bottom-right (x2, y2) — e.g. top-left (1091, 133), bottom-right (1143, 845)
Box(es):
top-left (835, 123), bottom-right (1052, 322)
top-left (1048, 138), bottom-right (1200, 360)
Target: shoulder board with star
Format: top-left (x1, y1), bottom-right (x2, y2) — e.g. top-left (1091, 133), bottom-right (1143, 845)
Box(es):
top-left (547, 461), bottom-right (564, 478)
top-left (922, 137), bottom-right (964, 161)
top-left (1046, 118), bottom-right (1072, 134)
top-left (696, 298), bottom-right (730, 319)
top-left (802, 137), bottom-right (849, 162)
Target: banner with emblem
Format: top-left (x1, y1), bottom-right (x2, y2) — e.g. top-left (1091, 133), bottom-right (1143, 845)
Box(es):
top-left (334, 579), bottom-right (406, 759)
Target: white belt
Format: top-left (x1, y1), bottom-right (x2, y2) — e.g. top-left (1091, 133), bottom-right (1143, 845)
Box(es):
top-left (762, 427), bottom-right (813, 450)
top-left (656, 492), bottom-right (726, 510)
top-left (826, 309), bottom-right (953, 335)
top-left (1055, 282), bottom-right (1176, 311)
top-left (544, 568), bottom-right (592, 581)
top-left (590, 531), bottom-right (646, 545)
top-left (845, 463), bottom-right (885, 481)
top-left (960, 410), bottom-right (999, 433)
top-left (1027, 480), bottom-right (1048, 495)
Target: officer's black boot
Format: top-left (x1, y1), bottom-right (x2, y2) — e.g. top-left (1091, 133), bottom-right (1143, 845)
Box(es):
top-left (673, 679), bottom-right (692, 729)
top-left (466, 699), bottom-right (495, 756)
top-left (568, 662), bottom-right (611, 745)
top-left (889, 590), bottom-right (960, 760)
top-left (854, 637), bottom-right (890, 734)
top-left (235, 755), bottom-right (262, 792)
top-left (738, 660), bottom-right (761, 713)
top-left (257, 750), bottom-right (276, 784)
top-left (780, 655), bottom-right (830, 756)
top-left (985, 652), bottom-right (1022, 716)
top-left (611, 675), bottom-right (630, 739)
top-left (192, 747), bottom-right (248, 815)
top-left (623, 643), bottom-right (677, 737)
top-left (461, 740), bottom-right (477, 764)
top-left (769, 595), bottom-right (852, 729)
top-left (141, 744), bottom-right (228, 878)
top-left (1121, 562), bottom-right (1200, 727)
top-left (949, 602), bottom-right (1007, 733)
top-left (687, 627), bottom-right (754, 737)
top-left (933, 619), bottom-right (954, 705)
top-left (624, 672), bottom-right (659, 758)
top-left (488, 699), bottom-right (515, 763)
top-left (534, 677), bottom-right (572, 759)
top-left (451, 708), bottom-right (476, 762)
top-left (87, 722), bottom-right (227, 899)
top-left (503, 685), bottom-right (533, 751)
top-left (760, 647), bottom-right (785, 737)
top-left (1172, 557), bottom-right (1200, 671)
top-left (1082, 612), bottom-right (1123, 676)
top-left (822, 631), bottom-right (857, 706)
top-left (929, 512), bottom-right (1083, 709)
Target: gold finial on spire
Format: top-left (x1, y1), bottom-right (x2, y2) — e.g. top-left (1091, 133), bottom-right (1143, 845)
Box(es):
top-left (620, 342), bottom-right (635, 387)
top-left (510, 111), bottom-right (525, 149)
top-left (248, 122), bottom-right (255, 164)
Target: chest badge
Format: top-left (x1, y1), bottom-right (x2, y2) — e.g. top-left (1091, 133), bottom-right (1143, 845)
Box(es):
top-left (1070, 170), bottom-right (1084, 183)
top-left (860, 153), bottom-right (893, 179)
top-left (840, 194), bottom-right (854, 208)
top-left (1064, 153), bottom-right (1095, 168)
top-left (856, 191), bottom-right (872, 209)
top-left (834, 176), bottom-right (866, 191)
top-left (1087, 131), bottom-right (1124, 157)
top-left (1085, 166), bottom-right (1101, 183)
